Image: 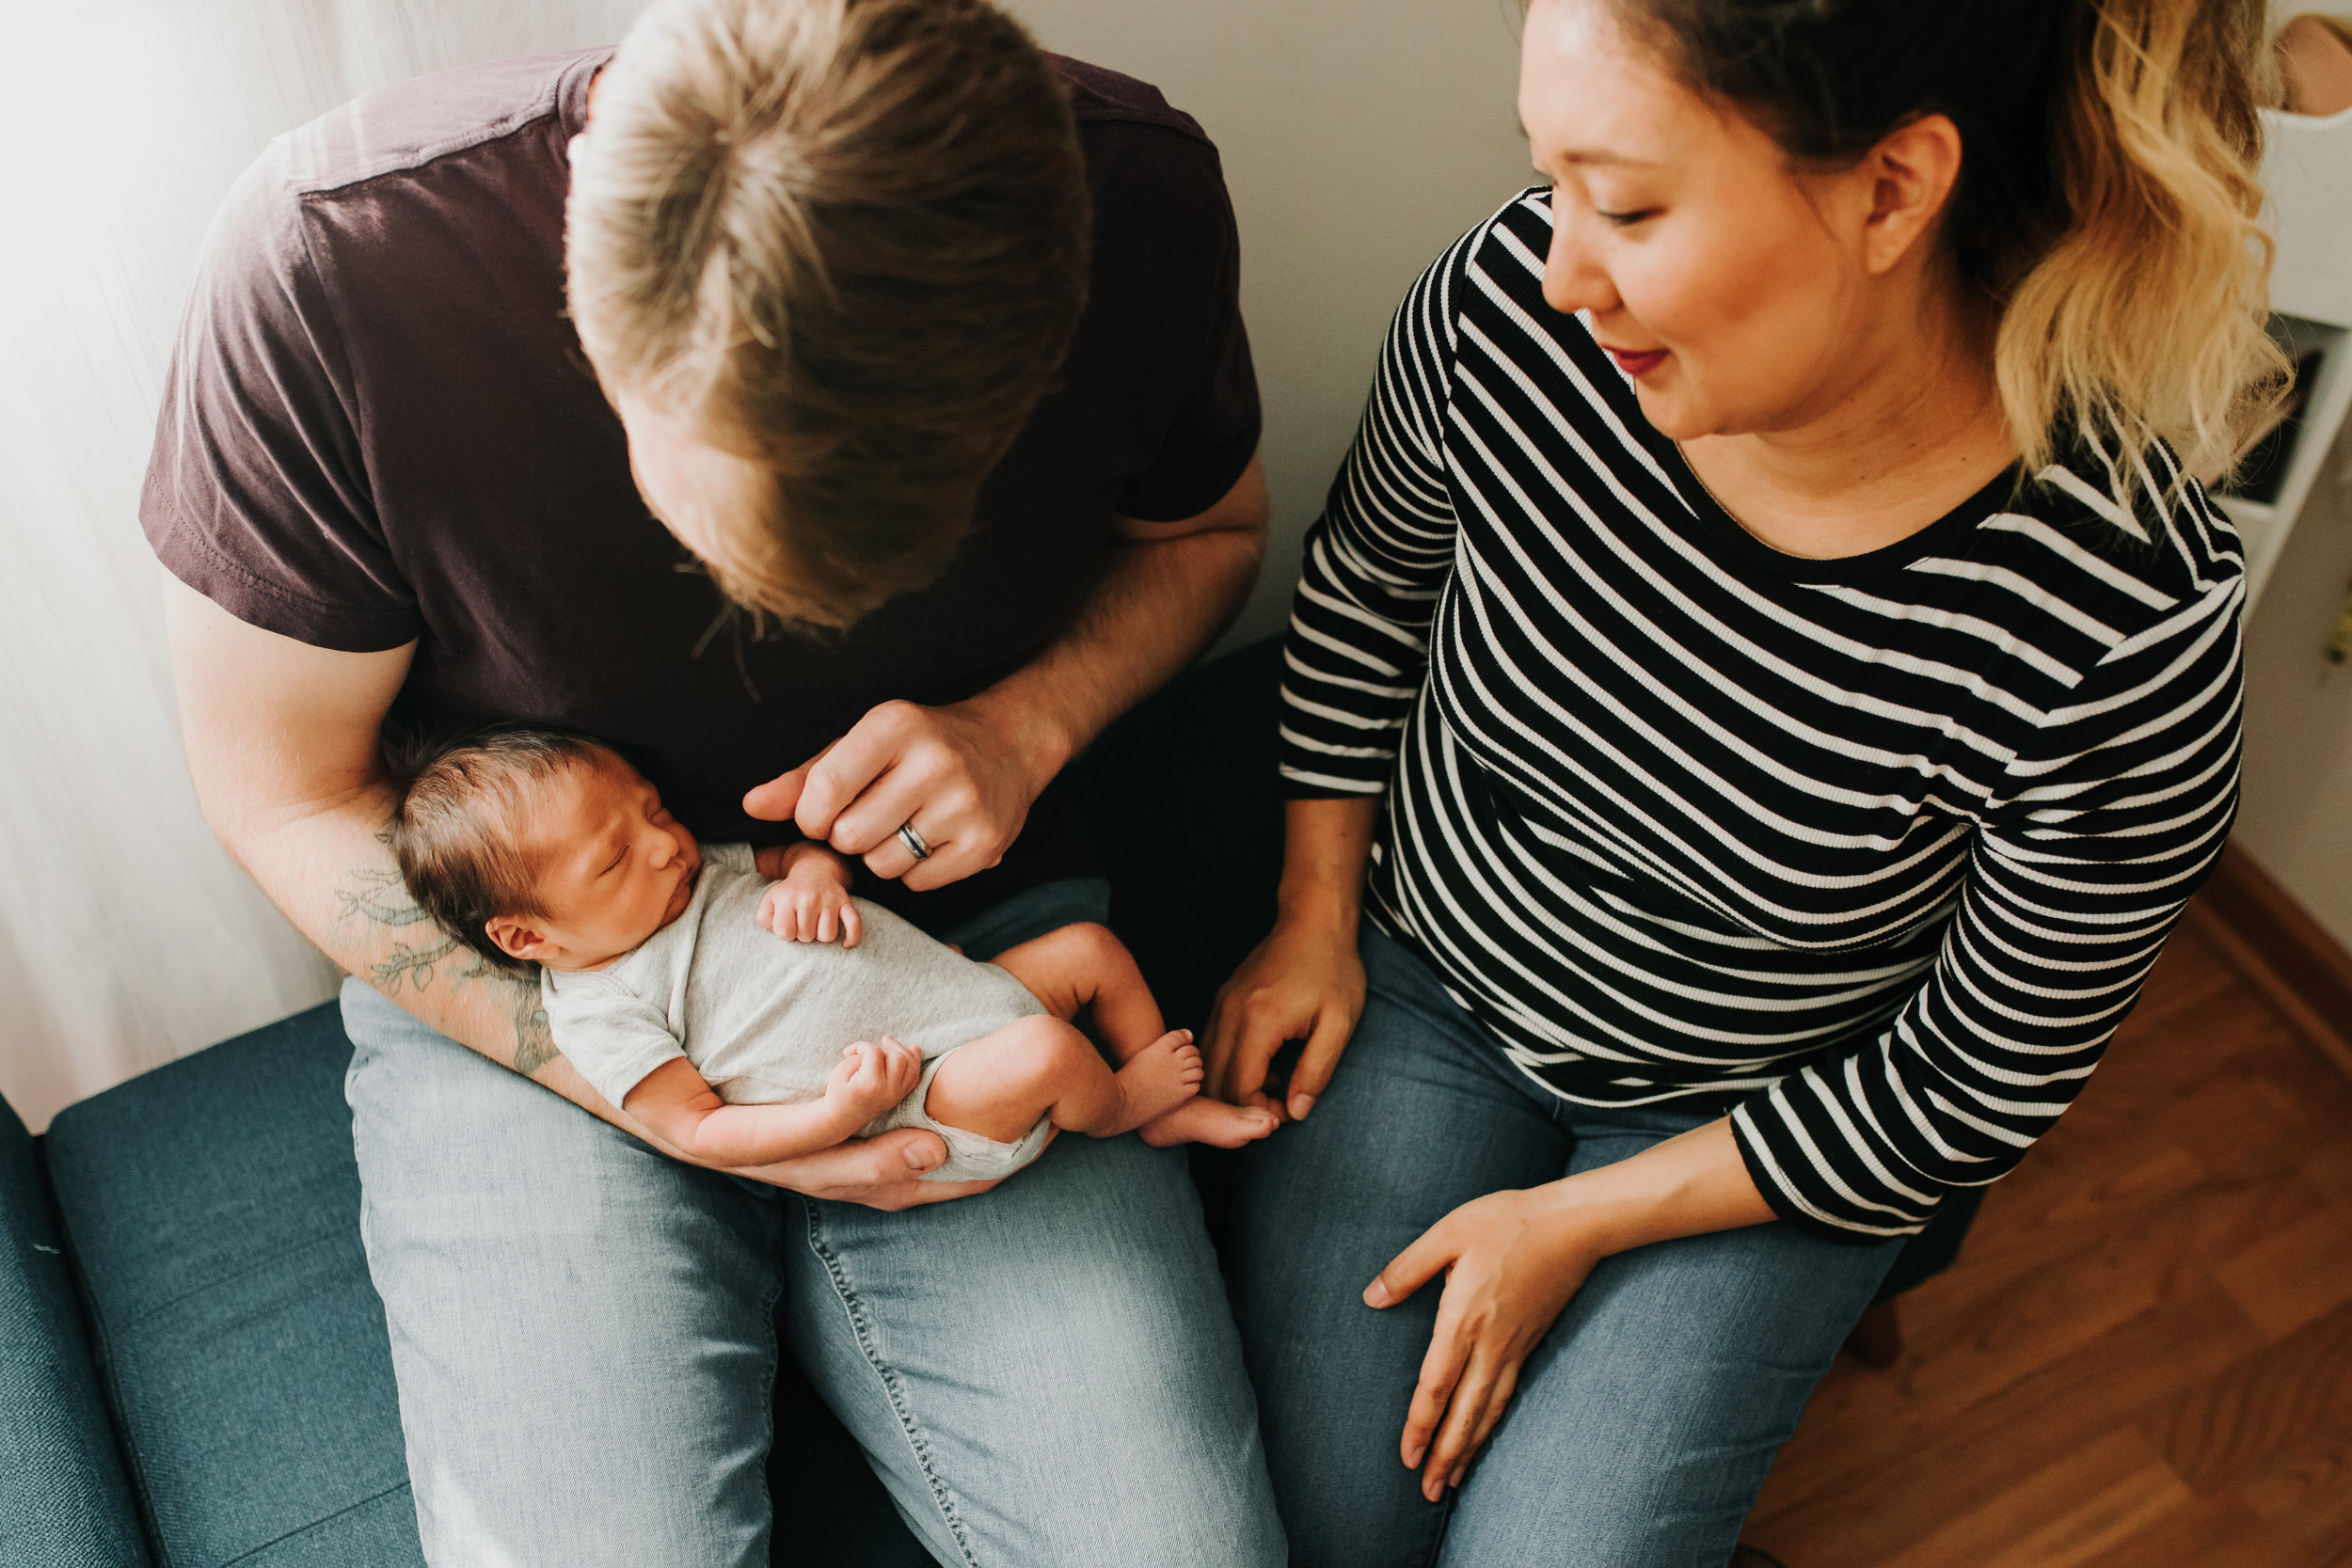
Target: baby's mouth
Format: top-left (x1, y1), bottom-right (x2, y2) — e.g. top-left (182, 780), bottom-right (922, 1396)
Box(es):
top-left (664, 857), bottom-right (701, 919)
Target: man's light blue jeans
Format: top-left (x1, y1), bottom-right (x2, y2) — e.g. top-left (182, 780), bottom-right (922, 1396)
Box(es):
top-left (343, 879), bottom-right (1283, 1567)
top-left (1227, 928), bottom-right (1901, 1567)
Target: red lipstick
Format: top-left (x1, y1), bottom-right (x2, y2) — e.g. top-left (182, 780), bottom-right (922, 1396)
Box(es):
top-left (1601, 344), bottom-right (1668, 378)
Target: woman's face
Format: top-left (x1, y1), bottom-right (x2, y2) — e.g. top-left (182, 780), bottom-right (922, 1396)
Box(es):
top-left (1519, 0), bottom-right (1893, 442)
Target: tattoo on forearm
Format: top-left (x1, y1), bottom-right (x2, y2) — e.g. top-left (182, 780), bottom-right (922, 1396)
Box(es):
top-left (339, 838), bottom-right (557, 1076)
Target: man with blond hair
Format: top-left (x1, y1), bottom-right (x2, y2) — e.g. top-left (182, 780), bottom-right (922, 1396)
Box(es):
top-left (145, 0), bottom-right (1283, 1560)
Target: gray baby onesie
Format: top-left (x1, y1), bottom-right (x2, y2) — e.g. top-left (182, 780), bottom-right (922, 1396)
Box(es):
top-left (542, 843), bottom-right (1052, 1180)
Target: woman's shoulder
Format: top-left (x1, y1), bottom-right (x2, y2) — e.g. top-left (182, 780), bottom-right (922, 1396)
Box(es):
top-left (1423, 185), bottom-right (1568, 317)
top-left (1995, 439), bottom-right (2249, 618)
top-left (1386, 185), bottom-right (1617, 411)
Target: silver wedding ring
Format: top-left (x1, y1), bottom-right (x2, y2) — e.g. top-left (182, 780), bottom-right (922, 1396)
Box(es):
top-left (896, 820), bottom-right (932, 862)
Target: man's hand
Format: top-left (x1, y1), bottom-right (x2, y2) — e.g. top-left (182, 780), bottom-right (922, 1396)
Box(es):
top-left (746, 693), bottom-right (1059, 893)
top-left (744, 455), bottom-right (1268, 893)
top-left (759, 846), bottom-right (866, 946)
top-left (732, 1125), bottom-right (1002, 1209)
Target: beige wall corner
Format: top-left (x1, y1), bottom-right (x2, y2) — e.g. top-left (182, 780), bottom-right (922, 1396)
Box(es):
top-left (1004, 0), bottom-right (1538, 649)
top-left (2236, 408), bottom-right (2352, 954)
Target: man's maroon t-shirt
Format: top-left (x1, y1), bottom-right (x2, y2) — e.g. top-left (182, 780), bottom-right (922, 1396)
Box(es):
top-left (143, 48), bottom-right (1258, 933)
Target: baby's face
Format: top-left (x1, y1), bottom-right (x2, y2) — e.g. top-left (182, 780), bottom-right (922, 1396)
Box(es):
top-left (504, 756), bottom-right (703, 971)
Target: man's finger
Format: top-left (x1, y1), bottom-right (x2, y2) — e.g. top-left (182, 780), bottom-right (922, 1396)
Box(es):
top-left (1284, 1006), bottom-right (1356, 1123)
top-left (737, 1125), bottom-right (946, 1191)
top-left (742, 762), bottom-right (814, 823)
top-left (829, 755), bottom-right (943, 859)
top-left (794, 716), bottom-right (905, 840)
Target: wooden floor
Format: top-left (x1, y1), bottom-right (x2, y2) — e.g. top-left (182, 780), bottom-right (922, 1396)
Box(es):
top-left (1742, 911), bottom-right (2352, 1568)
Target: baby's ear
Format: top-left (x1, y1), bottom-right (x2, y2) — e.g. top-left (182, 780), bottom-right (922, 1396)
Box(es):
top-left (485, 914), bottom-right (547, 964)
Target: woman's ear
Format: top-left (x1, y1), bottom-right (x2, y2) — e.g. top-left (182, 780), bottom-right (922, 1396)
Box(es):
top-left (1859, 112), bottom-right (1964, 277)
top-left (485, 914), bottom-right (549, 964)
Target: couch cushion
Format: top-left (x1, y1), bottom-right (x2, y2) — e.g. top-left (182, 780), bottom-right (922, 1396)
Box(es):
top-left (0, 1091), bottom-right (151, 1565)
top-left (44, 1004), bottom-right (422, 1567)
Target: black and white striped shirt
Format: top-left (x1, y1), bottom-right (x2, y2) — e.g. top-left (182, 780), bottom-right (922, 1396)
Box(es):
top-left (1279, 190), bottom-right (2243, 1241)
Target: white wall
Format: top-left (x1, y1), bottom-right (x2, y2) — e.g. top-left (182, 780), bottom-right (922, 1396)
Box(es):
top-left (0, 0), bottom-right (652, 1132)
top-left (2237, 7), bottom-right (2352, 950)
top-left (2236, 424), bottom-right (2352, 944)
top-left (1003, 0), bottom-right (1534, 647)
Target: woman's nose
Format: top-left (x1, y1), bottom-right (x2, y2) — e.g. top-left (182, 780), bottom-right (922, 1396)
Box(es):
top-left (1542, 211), bottom-right (1616, 318)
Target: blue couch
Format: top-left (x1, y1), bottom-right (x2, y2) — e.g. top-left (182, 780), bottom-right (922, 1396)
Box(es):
top-left (3, 1002), bottom-right (936, 1567)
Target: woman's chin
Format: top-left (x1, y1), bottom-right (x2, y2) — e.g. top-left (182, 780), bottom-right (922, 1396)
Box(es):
top-left (1630, 384), bottom-right (1705, 440)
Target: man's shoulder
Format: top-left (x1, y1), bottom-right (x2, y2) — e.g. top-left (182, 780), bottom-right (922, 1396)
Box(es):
top-left (1049, 55), bottom-right (1215, 150)
top-left (272, 48), bottom-right (603, 198)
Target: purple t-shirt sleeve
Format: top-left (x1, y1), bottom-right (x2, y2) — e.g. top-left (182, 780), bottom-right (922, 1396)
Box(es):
top-left (1106, 135), bottom-right (1261, 524)
top-left (140, 152), bottom-right (421, 653)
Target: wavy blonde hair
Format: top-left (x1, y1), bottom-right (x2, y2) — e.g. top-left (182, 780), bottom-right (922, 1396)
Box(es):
top-left (1618, 0), bottom-right (2288, 524)
top-left (1999, 0), bottom-right (2287, 507)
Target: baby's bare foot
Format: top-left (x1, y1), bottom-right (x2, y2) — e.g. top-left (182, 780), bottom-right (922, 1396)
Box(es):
top-left (1140, 1096), bottom-right (1282, 1148)
top-left (1104, 1030), bottom-right (1203, 1136)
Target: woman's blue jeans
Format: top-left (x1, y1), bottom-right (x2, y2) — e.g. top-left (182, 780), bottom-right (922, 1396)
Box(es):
top-left (1227, 928), bottom-right (1901, 1567)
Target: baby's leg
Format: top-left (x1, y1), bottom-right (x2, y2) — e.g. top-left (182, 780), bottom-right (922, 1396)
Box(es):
top-left (990, 923), bottom-right (1279, 1148)
top-left (923, 1014), bottom-right (1200, 1142)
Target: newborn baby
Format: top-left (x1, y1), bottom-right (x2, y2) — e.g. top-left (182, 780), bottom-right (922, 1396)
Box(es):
top-left (387, 726), bottom-right (1277, 1180)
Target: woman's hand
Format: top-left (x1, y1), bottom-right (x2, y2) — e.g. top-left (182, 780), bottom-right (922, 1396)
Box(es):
top-left (1203, 796), bottom-right (1382, 1121)
top-left (1365, 1186), bottom-right (1604, 1499)
top-left (1203, 911), bottom-right (1366, 1121)
top-left (1365, 1119), bottom-right (1779, 1497)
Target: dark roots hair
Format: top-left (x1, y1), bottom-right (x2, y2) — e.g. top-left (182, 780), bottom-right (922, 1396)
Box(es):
top-left (384, 724), bottom-right (618, 973)
top-left (1608, 0), bottom-right (2286, 513)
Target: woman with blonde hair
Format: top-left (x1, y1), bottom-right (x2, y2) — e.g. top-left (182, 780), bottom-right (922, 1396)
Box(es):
top-left (1209, 0), bottom-right (2279, 1560)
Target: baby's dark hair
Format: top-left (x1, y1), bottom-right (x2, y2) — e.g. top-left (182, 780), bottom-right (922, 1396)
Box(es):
top-left (385, 723), bottom-right (619, 973)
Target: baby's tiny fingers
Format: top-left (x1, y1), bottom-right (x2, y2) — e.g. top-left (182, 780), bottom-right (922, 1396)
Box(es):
top-left (841, 904), bottom-right (863, 949)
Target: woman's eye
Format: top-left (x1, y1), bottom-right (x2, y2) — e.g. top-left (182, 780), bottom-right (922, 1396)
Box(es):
top-left (1596, 207), bottom-right (1658, 228)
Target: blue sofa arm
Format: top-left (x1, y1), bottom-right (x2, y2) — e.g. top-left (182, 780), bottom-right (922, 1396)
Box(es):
top-left (42, 1004), bottom-right (421, 1568)
top-left (0, 1092), bottom-right (150, 1566)
top-left (18, 1001), bottom-right (926, 1568)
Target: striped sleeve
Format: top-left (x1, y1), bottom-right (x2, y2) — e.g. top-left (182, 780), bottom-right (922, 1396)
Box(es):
top-left (1277, 229), bottom-right (1479, 798)
top-left (1730, 573), bottom-right (2244, 1239)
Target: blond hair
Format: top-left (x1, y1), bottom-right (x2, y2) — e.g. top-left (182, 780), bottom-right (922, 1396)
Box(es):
top-left (1999, 0), bottom-right (2287, 507)
top-left (566, 0), bottom-right (1091, 625)
top-left (1618, 0), bottom-right (2287, 522)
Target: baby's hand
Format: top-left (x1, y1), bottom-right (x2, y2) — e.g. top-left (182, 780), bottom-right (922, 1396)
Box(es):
top-left (759, 871), bottom-right (863, 948)
top-left (826, 1037), bottom-right (923, 1126)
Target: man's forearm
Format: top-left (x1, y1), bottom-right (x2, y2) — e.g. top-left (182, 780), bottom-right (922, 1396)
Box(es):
top-left (230, 792), bottom-right (805, 1167)
top-left (972, 460), bottom-right (1267, 771)
top-left (228, 782), bottom-right (562, 1075)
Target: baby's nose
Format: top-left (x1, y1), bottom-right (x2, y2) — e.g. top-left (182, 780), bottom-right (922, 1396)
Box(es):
top-left (646, 835), bottom-right (675, 867)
